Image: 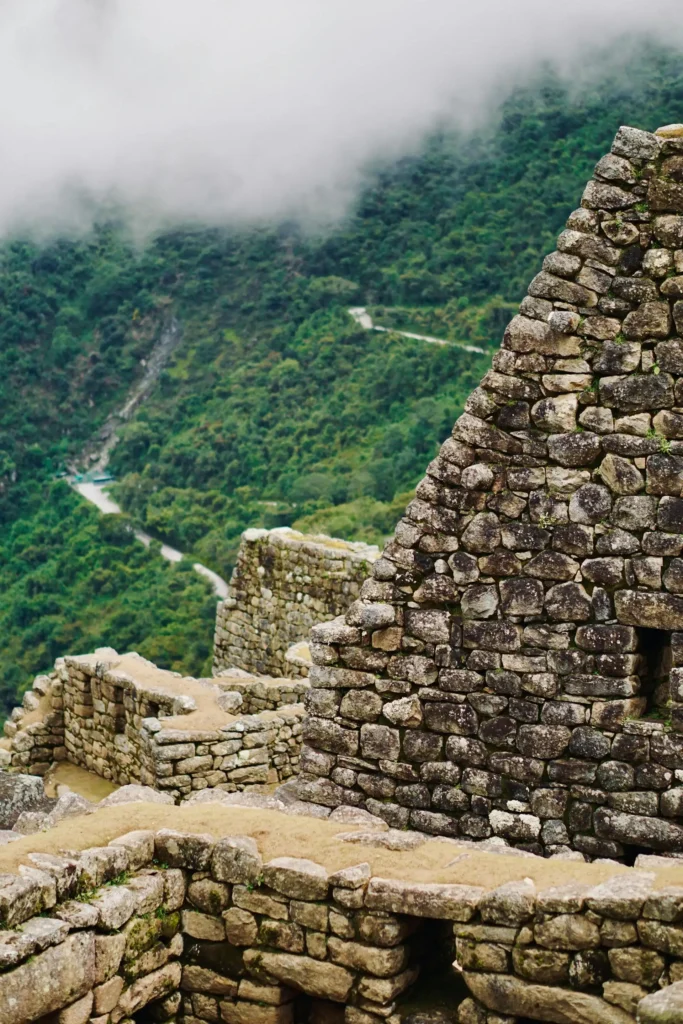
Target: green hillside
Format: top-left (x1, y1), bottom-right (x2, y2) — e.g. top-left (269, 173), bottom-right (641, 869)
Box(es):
top-left (2, 47), bottom-right (683, 713)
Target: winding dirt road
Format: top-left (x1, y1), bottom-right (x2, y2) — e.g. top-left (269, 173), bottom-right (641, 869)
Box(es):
top-left (348, 307), bottom-right (485, 354)
top-left (69, 320), bottom-right (229, 600)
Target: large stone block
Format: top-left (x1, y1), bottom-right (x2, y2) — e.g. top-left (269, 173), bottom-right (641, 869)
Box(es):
top-left (365, 877), bottom-right (483, 920)
top-left (463, 971), bottom-right (635, 1024)
top-left (0, 932), bottom-right (95, 1024)
top-left (242, 950), bottom-right (353, 1002)
top-left (615, 590), bottom-right (683, 630)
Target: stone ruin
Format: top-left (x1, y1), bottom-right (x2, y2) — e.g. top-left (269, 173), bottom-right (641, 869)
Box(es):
top-left (10, 122), bottom-right (683, 867)
top-left (1, 649), bottom-right (307, 799)
top-left (213, 528), bottom-right (378, 679)
top-left (295, 122), bottom-right (683, 862)
top-left (10, 122), bottom-right (683, 1024)
top-left (4, 814), bottom-right (683, 1024)
top-left (1, 525), bottom-right (377, 804)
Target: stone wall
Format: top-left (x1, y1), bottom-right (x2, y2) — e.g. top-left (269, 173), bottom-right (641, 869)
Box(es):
top-left (2, 651), bottom-right (306, 799)
top-left (213, 528), bottom-right (379, 678)
top-left (226, 676), bottom-right (309, 715)
top-left (295, 123), bottom-right (683, 860)
top-left (3, 818), bottom-right (683, 1023)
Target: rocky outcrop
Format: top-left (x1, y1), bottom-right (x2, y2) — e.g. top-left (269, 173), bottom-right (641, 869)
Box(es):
top-left (0, 773), bottom-right (52, 829)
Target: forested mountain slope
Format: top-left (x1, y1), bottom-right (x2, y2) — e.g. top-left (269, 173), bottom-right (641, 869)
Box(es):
top-left (2, 48), bottom-right (683, 713)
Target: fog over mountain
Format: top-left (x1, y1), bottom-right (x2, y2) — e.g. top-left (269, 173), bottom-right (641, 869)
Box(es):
top-left (2, 0), bottom-right (683, 236)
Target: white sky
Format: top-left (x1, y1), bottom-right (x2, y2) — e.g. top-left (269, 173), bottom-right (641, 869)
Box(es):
top-left (0, 0), bottom-right (681, 236)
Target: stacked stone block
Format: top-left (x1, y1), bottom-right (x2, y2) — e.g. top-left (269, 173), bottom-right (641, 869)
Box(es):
top-left (144, 712), bottom-right (304, 800)
top-left (4, 823), bottom-right (683, 1022)
top-left (297, 124), bottom-right (683, 859)
top-left (218, 676), bottom-right (309, 714)
top-left (0, 671), bottom-right (65, 775)
top-left (213, 528), bottom-right (379, 678)
top-left (3, 655), bottom-right (306, 800)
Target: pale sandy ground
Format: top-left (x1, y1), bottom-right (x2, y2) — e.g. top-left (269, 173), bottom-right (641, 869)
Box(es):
top-left (43, 762), bottom-right (118, 802)
top-left (4, 802), bottom-right (683, 892)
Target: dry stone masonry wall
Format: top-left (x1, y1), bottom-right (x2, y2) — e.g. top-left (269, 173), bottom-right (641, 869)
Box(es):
top-left (296, 123), bottom-right (683, 862)
top-left (2, 651), bottom-right (306, 800)
top-left (4, 820), bottom-right (683, 1023)
top-left (213, 528), bottom-right (379, 678)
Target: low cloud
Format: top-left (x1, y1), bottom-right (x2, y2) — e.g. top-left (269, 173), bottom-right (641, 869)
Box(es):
top-left (1, 0), bottom-right (681, 237)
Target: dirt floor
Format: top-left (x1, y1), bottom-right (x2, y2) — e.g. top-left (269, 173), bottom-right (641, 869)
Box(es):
top-left (3, 802), bottom-right (683, 891)
top-left (43, 762), bottom-right (118, 802)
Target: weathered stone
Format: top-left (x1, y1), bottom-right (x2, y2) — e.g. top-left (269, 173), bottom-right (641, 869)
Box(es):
top-left (545, 583), bottom-right (592, 622)
top-left (183, 909), bottom-right (226, 941)
top-left (599, 455), bottom-right (644, 495)
top-left (263, 858), bottom-right (329, 900)
top-left (532, 394), bottom-right (578, 433)
top-left (212, 837), bottom-right (262, 884)
top-left (0, 773), bottom-right (49, 829)
top-left (382, 696), bottom-right (423, 728)
top-left (423, 703), bottom-right (478, 736)
top-left (524, 552), bottom-right (579, 582)
top-left (155, 830), bottom-right (214, 869)
top-left (360, 724), bottom-right (400, 761)
top-left (586, 873), bottom-right (654, 920)
top-left (93, 975), bottom-right (125, 1014)
top-left (339, 690), bottom-right (383, 722)
top-left (461, 583), bottom-right (499, 619)
top-left (569, 484), bottom-right (612, 525)
top-left (646, 454), bottom-right (683, 497)
top-left (528, 271), bottom-right (598, 307)
top-left (461, 513), bottom-right (501, 554)
top-left (223, 908), bottom-right (259, 946)
top-left (0, 932), bottom-right (95, 1024)
top-left (595, 807), bottom-right (683, 851)
top-left (304, 718), bottom-right (359, 757)
top-left (615, 590), bottom-right (683, 631)
top-left (113, 962), bottom-right (182, 1018)
top-left (547, 432), bottom-right (602, 468)
top-left (463, 971), bottom-right (633, 1024)
top-left (365, 878), bottom-right (483, 921)
top-left (242, 950), bottom-right (353, 1001)
top-left (594, 342), bottom-right (641, 375)
top-left (499, 577), bottom-right (544, 615)
top-left (182, 964), bottom-right (240, 996)
top-left (608, 946), bottom-right (666, 987)
top-left (637, 981), bottom-right (683, 1024)
top-left (479, 879), bottom-right (535, 925)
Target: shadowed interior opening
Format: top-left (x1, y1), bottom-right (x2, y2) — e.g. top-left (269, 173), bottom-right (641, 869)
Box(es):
top-left (112, 684), bottom-right (126, 734)
top-left (291, 995), bottom-right (344, 1023)
top-left (638, 627), bottom-right (671, 717)
top-left (397, 919), bottom-right (466, 1020)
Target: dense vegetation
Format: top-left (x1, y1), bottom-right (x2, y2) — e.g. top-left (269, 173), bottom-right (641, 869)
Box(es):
top-left (2, 47), bottom-right (683, 713)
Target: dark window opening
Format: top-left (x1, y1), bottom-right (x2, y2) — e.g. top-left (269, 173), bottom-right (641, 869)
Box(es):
top-left (292, 996), bottom-right (344, 1023)
top-left (145, 701), bottom-right (161, 719)
top-left (113, 685), bottom-right (126, 735)
top-left (638, 628), bottom-right (671, 717)
top-left (396, 920), bottom-right (466, 1019)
